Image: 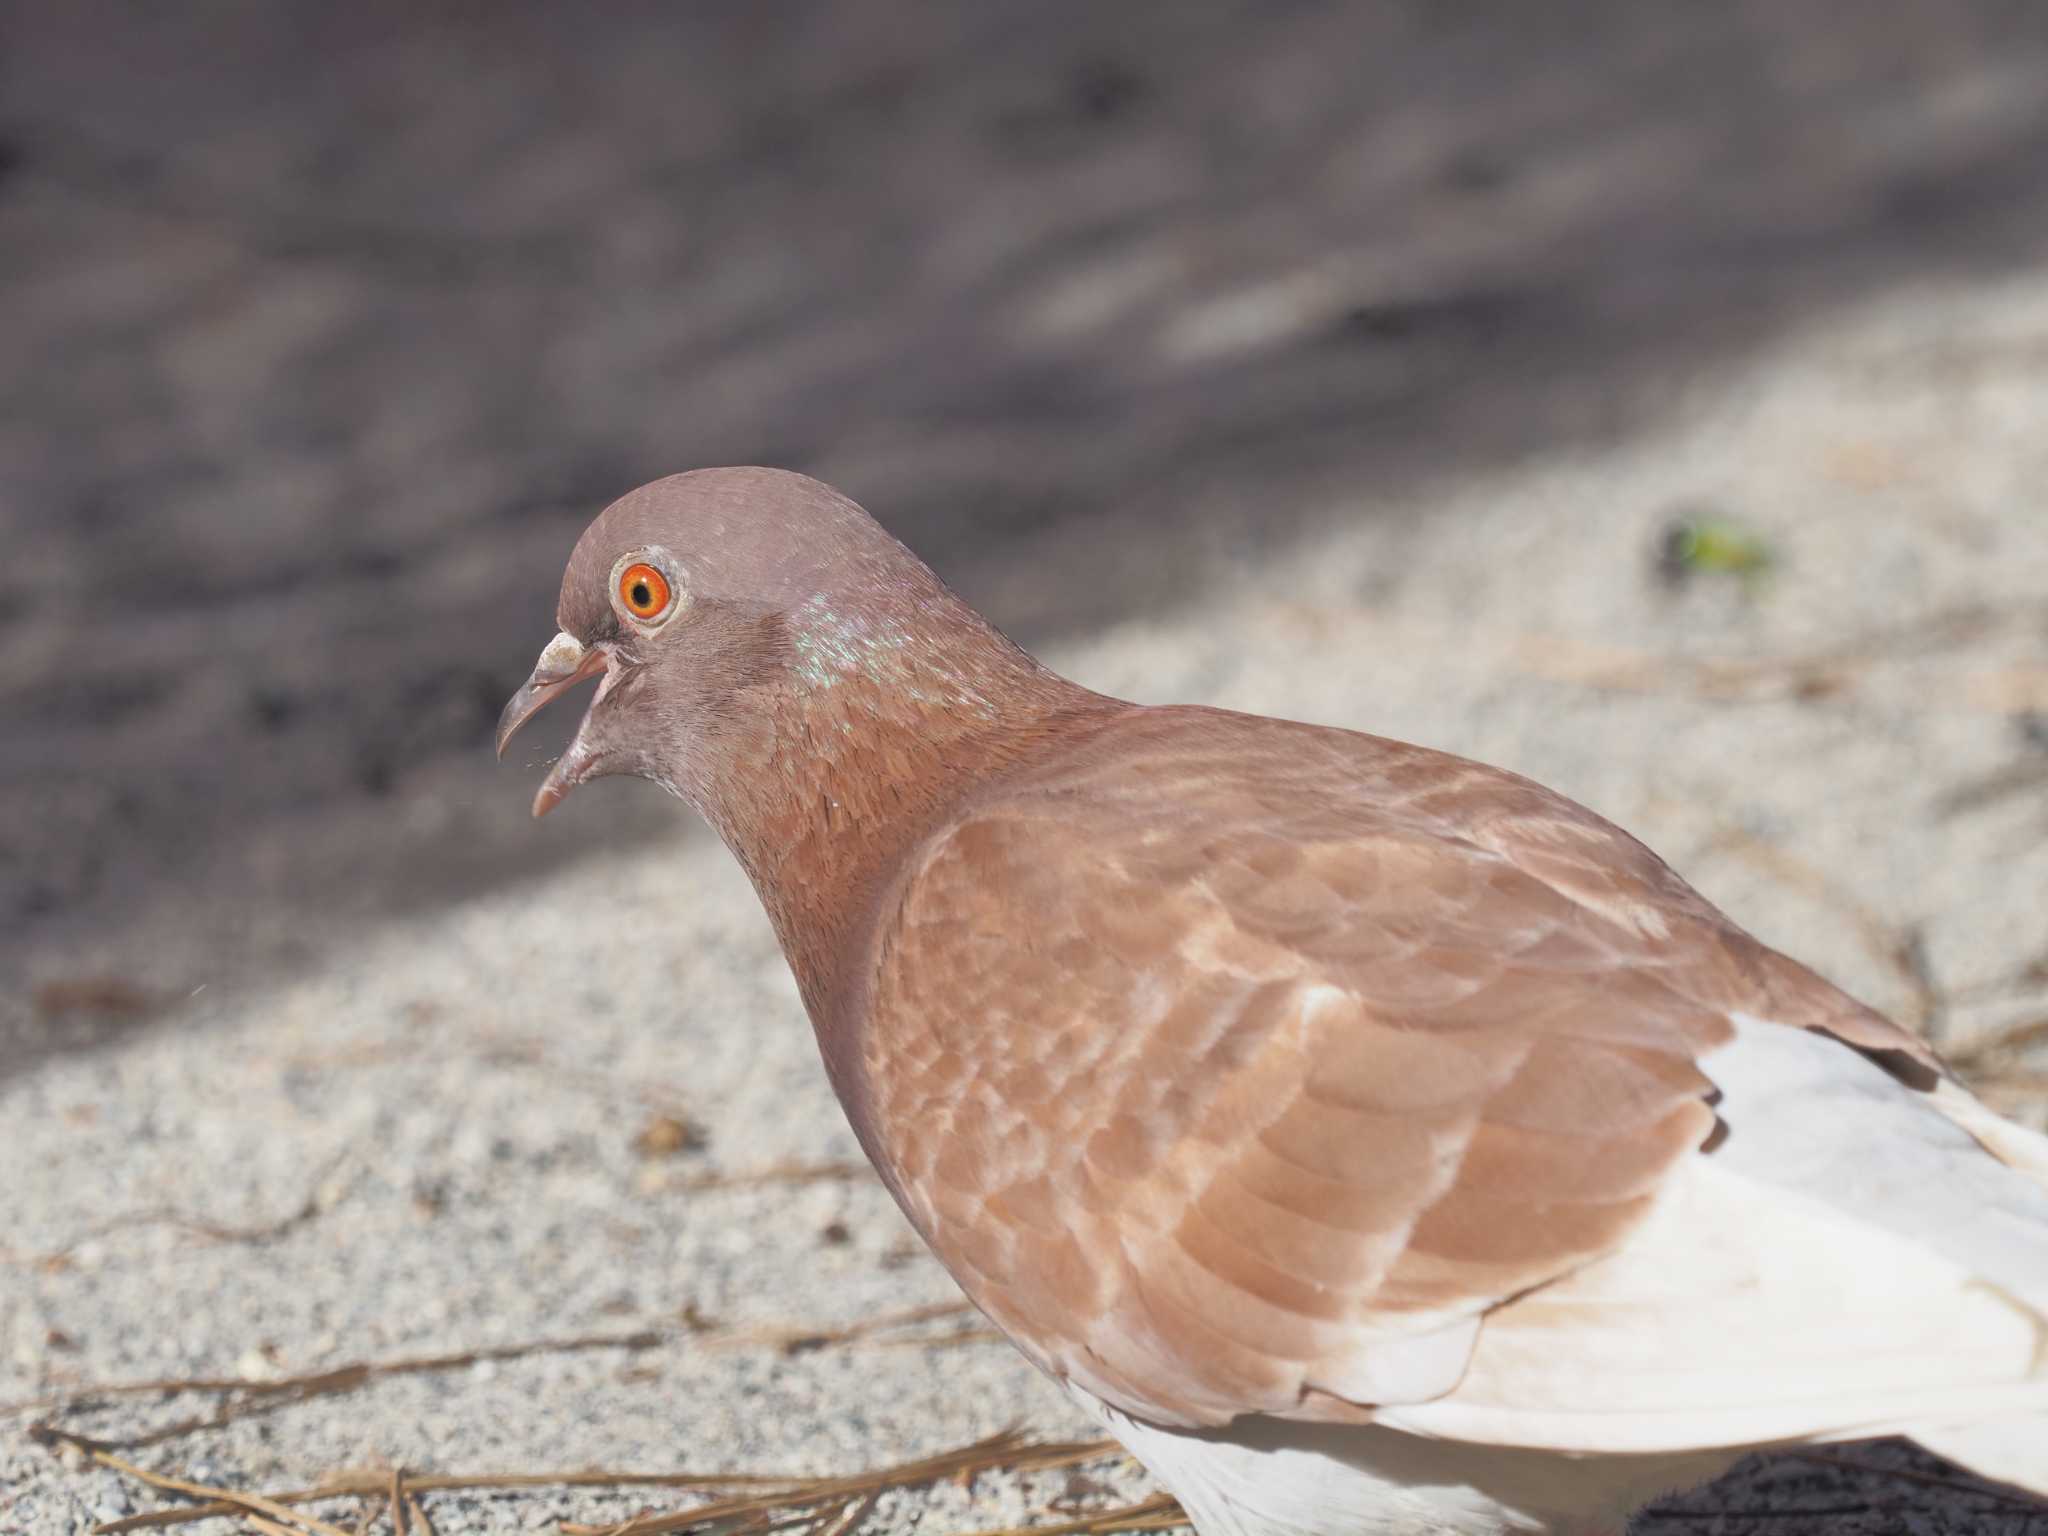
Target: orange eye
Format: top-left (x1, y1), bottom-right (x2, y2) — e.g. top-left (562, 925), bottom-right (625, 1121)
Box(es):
top-left (618, 562), bottom-right (672, 620)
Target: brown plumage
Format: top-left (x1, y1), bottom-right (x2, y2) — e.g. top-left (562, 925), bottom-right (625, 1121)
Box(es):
top-left (865, 705), bottom-right (1939, 1427)
top-left (499, 468), bottom-right (2048, 1534)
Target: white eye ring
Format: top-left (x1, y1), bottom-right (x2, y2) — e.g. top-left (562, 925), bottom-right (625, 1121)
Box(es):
top-left (608, 548), bottom-right (685, 628)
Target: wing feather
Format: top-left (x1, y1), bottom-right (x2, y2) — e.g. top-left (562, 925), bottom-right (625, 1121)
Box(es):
top-left (859, 706), bottom-right (1972, 1430)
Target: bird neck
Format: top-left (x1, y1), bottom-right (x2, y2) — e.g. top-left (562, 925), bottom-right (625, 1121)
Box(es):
top-left (694, 608), bottom-right (1108, 1025)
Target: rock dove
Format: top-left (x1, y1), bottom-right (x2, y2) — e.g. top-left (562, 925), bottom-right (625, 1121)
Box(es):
top-left (499, 468), bottom-right (2048, 1535)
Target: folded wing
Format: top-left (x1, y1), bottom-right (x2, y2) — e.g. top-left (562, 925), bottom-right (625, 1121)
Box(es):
top-left (865, 709), bottom-right (2026, 1434)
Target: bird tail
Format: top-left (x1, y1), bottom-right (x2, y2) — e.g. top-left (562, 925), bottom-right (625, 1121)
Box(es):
top-left (1916, 1087), bottom-right (2048, 1498)
top-left (1913, 1419), bottom-right (2048, 1498)
top-left (1932, 1082), bottom-right (2048, 1188)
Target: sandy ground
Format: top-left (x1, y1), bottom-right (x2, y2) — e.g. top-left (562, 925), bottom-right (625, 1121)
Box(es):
top-left (5, 4), bottom-right (2048, 1532)
top-left (8, 274), bottom-right (2048, 1532)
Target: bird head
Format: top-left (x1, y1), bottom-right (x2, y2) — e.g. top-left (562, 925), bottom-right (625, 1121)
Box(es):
top-left (496, 466), bottom-right (985, 818)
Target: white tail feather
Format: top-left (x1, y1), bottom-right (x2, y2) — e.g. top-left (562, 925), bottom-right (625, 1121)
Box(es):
top-left (1934, 1082), bottom-right (2048, 1186)
top-left (1914, 1088), bottom-right (2048, 1495)
top-left (1382, 1019), bottom-right (2048, 1454)
top-left (1713, 1018), bottom-right (2048, 1318)
top-left (1914, 1418), bottom-right (2048, 1498)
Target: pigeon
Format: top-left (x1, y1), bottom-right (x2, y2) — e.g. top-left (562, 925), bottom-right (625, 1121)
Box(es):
top-left (498, 467), bottom-right (2048, 1535)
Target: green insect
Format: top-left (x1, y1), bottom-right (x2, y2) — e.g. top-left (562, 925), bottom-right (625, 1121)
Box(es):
top-left (1657, 514), bottom-right (1775, 587)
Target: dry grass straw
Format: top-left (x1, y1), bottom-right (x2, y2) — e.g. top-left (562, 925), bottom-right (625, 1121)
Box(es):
top-left (1950, 1015), bottom-right (2048, 1073)
top-left (953, 1495), bottom-right (1184, 1536)
top-left (5, 1298), bottom-right (1000, 1449)
top-left (2, 1151), bottom-right (357, 1271)
top-left (703, 1299), bottom-right (1001, 1355)
top-left (1, 1152), bottom-right (878, 1275)
top-left (30, 1426), bottom-right (357, 1536)
top-left (659, 1161), bottom-right (875, 1195)
top-left (31, 1420), bottom-right (1178, 1536)
top-left (553, 1429), bottom-right (1127, 1536)
top-left (17, 1301), bottom-right (1061, 1534)
top-left (5, 1329), bottom-right (669, 1447)
top-left (1510, 600), bottom-right (2045, 712)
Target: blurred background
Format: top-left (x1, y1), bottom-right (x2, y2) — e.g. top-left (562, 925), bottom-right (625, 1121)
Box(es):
top-left (9, 0), bottom-right (2048, 1039)
top-left (4, 3), bottom-right (2048, 1532)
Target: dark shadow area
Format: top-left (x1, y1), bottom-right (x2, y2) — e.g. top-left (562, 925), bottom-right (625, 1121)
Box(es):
top-left (6, 0), bottom-right (2048, 1083)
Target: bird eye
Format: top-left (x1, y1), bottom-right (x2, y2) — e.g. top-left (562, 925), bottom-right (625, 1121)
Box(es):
top-left (618, 562), bottom-right (673, 620)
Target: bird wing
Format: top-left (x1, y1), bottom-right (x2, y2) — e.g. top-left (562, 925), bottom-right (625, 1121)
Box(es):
top-left (1378, 1017), bottom-right (2048, 1456)
top-left (860, 706), bottom-right (2045, 1439)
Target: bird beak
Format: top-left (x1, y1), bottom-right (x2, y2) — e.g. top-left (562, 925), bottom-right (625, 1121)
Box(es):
top-left (496, 631), bottom-right (614, 817)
